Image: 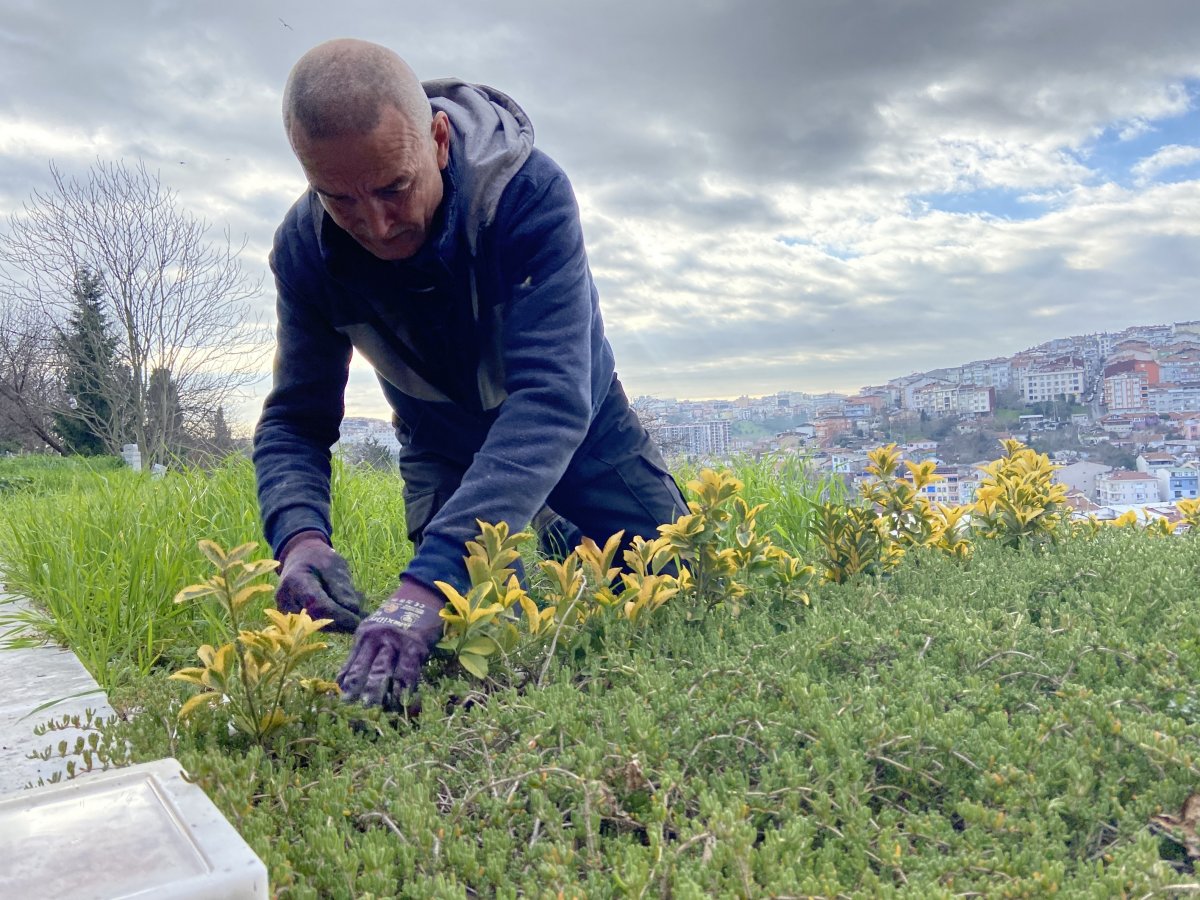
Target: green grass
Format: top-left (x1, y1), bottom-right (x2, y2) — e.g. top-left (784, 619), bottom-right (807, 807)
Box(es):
top-left (0, 455), bottom-right (410, 689)
top-left (51, 530), bottom-right (1200, 897)
top-left (10, 453), bottom-right (1200, 894)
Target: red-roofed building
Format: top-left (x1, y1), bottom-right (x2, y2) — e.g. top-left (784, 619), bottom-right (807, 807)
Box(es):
top-left (1096, 470), bottom-right (1162, 505)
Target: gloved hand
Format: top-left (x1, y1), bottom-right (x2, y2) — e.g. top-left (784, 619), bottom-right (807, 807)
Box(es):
top-left (275, 531), bottom-right (364, 633)
top-left (337, 576), bottom-right (445, 710)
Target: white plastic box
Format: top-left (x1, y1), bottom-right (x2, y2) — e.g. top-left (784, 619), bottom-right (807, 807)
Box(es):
top-left (0, 758), bottom-right (267, 899)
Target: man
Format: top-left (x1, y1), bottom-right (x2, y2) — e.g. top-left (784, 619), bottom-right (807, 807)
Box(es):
top-left (254, 39), bottom-right (686, 710)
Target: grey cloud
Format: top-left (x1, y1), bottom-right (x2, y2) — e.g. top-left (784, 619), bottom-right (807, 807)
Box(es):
top-left (4, 0), bottom-right (1200, 415)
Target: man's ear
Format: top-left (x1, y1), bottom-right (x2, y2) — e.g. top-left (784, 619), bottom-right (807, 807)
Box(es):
top-left (432, 111), bottom-right (451, 169)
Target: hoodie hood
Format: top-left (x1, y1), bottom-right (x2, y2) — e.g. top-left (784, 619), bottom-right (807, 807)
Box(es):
top-left (423, 79), bottom-right (535, 254)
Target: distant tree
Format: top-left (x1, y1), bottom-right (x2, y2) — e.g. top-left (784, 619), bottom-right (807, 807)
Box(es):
top-left (341, 436), bottom-right (397, 470)
top-left (0, 295), bottom-right (65, 453)
top-left (146, 366), bottom-right (185, 457)
top-left (52, 268), bottom-right (124, 455)
top-left (209, 406), bottom-right (236, 454)
top-left (630, 396), bottom-right (687, 459)
top-left (0, 160), bottom-right (270, 464)
top-left (1090, 442), bottom-right (1137, 471)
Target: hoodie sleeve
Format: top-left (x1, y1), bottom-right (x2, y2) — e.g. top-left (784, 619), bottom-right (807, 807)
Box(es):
top-left (252, 248), bottom-right (353, 558)
top-left (402, 157), bottom-right (598, 591)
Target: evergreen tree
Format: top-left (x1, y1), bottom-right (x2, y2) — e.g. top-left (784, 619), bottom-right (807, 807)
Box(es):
top-left (53, 268), bottom-right (120, 455)
top-left (211, 405), bottom-right (234, 453)
top-left (146, 366), bottom-right (184, 460)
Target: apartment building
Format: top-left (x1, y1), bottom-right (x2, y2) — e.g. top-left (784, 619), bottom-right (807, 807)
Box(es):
top-left (1104, 369), bottom-right (1150, 412)
top-left (661, 420), bottom-right (731, 457)
top-left (911, 383), bottom-right (995, 417)
top-left (1159, 350), bottom-right (1200, 384)
top-left (960, 358), bottom-right (1012, 390)
top-left (1020, 357), bottom-right (1085, 403)
top-left (1147, 383), bottom-right (1200, 413)
top-left (1095, 470), bottom-right (1163, 505)
top-left (1156, 468), bottom-right (1200, 501)
top-left (915, 466), bottom-right (982, 506)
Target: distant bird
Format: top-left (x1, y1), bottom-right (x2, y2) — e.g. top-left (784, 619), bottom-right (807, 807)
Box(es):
top-left (279, 17), bottom-right (293, 30)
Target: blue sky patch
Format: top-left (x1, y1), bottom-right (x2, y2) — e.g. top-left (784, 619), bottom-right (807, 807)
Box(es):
top-left (776, 235), bottom-right (861, 260)
top-left (912, 186), bottom-right (1054, 221)
top-left (1072, 80), bottom-right (1200, 187)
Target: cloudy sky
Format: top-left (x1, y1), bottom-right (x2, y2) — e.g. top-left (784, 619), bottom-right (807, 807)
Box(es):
top-left (2, 1), bottom-right (1199, 424)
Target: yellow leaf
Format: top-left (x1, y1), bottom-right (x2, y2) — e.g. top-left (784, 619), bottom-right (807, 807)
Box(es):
top-left (231, 583), bottom-right (274, 612)
top-left (178, 691), bottom-right (217, 720)
top-left (519, 594), bottom-right (542, 635)
top-left (197, 540), bottom-right (227, 567)
top-left (168, 667), bottom-right (206, 686)
top-left (174, 583), bottom-right (219, 604)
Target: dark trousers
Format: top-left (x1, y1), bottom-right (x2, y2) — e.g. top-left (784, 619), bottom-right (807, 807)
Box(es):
top-left (399, 378), bottom-right (688, 561)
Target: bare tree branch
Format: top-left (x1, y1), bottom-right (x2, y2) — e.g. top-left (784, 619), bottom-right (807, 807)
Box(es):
top-left (0, 159), bottom-right (271, 462)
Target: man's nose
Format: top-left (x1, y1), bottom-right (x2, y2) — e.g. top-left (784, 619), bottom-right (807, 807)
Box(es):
top-left (362, 197), bottom-right (395, 240)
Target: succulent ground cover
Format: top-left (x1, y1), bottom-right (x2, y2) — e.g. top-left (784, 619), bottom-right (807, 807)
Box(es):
top-left (4, 454), bottom-right (1200, 896)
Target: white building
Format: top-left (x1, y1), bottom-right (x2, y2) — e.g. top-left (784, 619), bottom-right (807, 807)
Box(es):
top-left (1020, 359), bottom-right (1086, 404)
top-left (911, 383), bottom-right (994, 417)
top-left (1095, 471), bottom-right (1162, 505)
top-left (1104, 370), bottom-right (1149, 412)
top-left (661, 420), bottom-right (731, 457)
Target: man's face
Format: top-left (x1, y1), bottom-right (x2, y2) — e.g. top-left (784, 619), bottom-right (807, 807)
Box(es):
top-left (291, 105), bottom-right (451, 261)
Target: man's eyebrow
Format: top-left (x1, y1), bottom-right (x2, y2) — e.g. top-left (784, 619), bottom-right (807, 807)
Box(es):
top-left (312, 184), bottom-right (350, 201)
top-left (377, 177), bottom-right (412, 192)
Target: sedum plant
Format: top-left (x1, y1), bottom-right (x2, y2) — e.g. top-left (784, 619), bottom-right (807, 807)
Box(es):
top-left (170, 541), bottom-right (340, 745)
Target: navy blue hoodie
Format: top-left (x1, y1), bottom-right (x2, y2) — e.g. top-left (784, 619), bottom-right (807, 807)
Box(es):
top-left (254, 81), bottom-right (616, 590)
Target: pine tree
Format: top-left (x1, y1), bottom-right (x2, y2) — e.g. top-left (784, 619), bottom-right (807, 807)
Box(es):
top-left (53, 268), bottom-right (121, 455)
top-left (146, 366), bottom-right (184, 460)
top-left (211, 405), bottom-right (234, 453)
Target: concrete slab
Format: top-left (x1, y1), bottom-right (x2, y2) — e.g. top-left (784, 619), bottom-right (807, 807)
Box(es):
top-left (0, 594), bottom-right (116, 792)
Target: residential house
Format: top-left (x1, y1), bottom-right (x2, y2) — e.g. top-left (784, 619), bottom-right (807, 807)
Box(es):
top-left (1156, 467), bottom-right (1200, 502)
top-left (1098, 414), bottom-right (1134, 436)
top-left (1053, 461), bottom-right (1113, 501)
top-left (1136, 453), bottom-right (1178, 473)
top-left (813, 415), bottom-right (854, 442)
top-left (1095, 471), bottom-right (1163, 505)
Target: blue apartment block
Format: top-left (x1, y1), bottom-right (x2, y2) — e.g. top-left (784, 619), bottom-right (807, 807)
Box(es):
top-left (1164, 469), bottom-right (1200, 501)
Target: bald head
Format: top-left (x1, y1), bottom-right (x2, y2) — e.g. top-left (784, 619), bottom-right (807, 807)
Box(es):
top-left (283, 39), bottom-right (432, 143)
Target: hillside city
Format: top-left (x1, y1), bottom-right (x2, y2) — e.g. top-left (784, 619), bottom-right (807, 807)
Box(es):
top-left (339, 319), bottom-right (1200, 525)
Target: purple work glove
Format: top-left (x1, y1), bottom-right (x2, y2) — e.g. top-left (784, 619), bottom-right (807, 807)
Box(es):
top-left (275, 531), bottom-right (364, 633)
top-left (337, 577), bottom-right (445, 710)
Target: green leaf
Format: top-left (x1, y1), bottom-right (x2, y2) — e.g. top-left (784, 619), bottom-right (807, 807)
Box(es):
top-left (458, 652), bottom-right (489, 679)
top-left (461, 635), bottom-right (498, 657)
